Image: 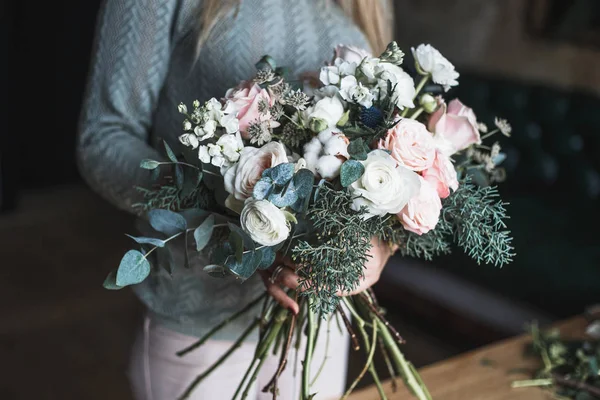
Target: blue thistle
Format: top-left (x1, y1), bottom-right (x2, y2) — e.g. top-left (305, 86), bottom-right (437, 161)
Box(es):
top-left (360, 106), bottom-right (384, 128)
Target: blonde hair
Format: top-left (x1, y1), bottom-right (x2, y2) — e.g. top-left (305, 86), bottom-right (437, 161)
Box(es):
top-left (195, 0), bottom-right (394, 56)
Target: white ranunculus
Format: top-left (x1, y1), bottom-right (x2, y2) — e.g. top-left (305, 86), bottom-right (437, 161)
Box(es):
top-left (240, 199), bottom-right (290, 246)
top-left (411, 44), bottom-right (459, 91)
top-left (376, 62), bottom-right (416, 110)
top-left (224, 141), bottom-right (288, 200)
top-left (335, 44), bottom-right (372, 64)
top-left (319, 65), bottom-right (341, 86)
top-left (349, 150), bottom-right (421, 218)
top-left (179, 133), bottom-right (199, 149)
top-left (347, 82), bottom-right (375, 108)
top-left (308, 96), bottom-right (345, 130)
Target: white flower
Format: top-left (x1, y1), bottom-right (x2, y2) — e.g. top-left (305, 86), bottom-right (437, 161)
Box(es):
top-left (194, 120), bottom-right (217, 141)
top-left (219, 113), bottom-right (240, 134)
top-left (308, 96), bottom-right (345, 131)
top-left (359, 58), bottom-right (380, 82)
top-left (319, 65), bottom-right (340, 85)
top-left (240, 199), bottom-right (290, 246)
top-left (349, 150), bottom-right (421, 219)
top-left (198, 145), bottom-right (211, 164)
top-left (178, 103), bottom-right (187, 114)
top-left (375, 63), bottom-right (416, 110)
top-left (183, 120), bottom-right (192, 131)
top-left (303, 137), bottom-right (323, 174)
top-left (334, 58), bottom-right (357, 76)
top-left (346, 82), bottom-right (375, 108)
top-left (411, 44), bottom-right (459, 91)
top-left (217, 132), bottom-right (243, 163)
top-left (313, 85), bottom-right (341, 102)
top-left (224, 141), bottom-right (288, 201)
top-left (179, 133), bottom-right (199, 149)
top-left (494, 117), bottom-right (512, 136)
top-left (335, 44), bottom-right (372, 64)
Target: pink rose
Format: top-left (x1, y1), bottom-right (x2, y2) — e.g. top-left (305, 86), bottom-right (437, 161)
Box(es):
top-left (398, 177), bottom-right (442, 235)
top-left (428, 98), bottom-right (481, 155)
top-left (224, 80), bottom-right (275, 139)
top-left (378, 118), bottom-right (436, 172)
top-left (422, 151), bottom-right (459, 199)
top-left (223, 141), bottom-right (288, 201)
top-left (334, 44), bottom-right (372, 64)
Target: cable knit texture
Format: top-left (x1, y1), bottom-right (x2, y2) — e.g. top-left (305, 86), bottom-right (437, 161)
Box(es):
top-left (77, 0), bottom-right (370, 340)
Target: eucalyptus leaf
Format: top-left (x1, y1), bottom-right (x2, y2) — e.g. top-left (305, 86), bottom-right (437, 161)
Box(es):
top-left (340, 160), bottom-right (365, 187)
top-left (148, 209), bottom-right (187, 235)
top-left (102, 269), bottom-right (123, 290)
top-left (179, 209), bottom-right (209, 227)
top-left (203, 264), bottom-right (230, 278)
top-left (125, 234), bottom-right (166, 248)
top-left (229, 231), bottom-right (244, 263)
top-left (257, 247), bottom-right (276, 270)
top-left (293, 169), bottom-right (315, 199)
top-left (228, 223), bottom-right (256, 251)
top-left (151, 168), bottom-right (161, 182)
top-left (347, 138), bottom-right (369, 161)
top-left (175, 164), bottom-right (184, 190)
top-left (140, 159), bottom-right (161, 170)
top-left (253, 178), bottom-right (273, 200)
top-left (313, 179), bottom-right (326, 202)
top-left (225, 250), bottom-right (263, 280)
top-left (268, 185), bottom-right (299, 207)
top-left (164, 140), bottom-right (178, 162)
top-left (263, 163), bottom-right (294, 185)
top-left (194, 214), bottom-right (215, 251)
top-left (115, 250), bottom-right (151, 287)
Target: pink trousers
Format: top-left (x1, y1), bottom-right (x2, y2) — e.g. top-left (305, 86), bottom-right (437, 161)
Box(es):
top-left (128, 316), bottom-right (350, 400)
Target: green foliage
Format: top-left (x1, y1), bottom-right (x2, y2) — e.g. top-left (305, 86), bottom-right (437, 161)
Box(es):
top-left (115, 250), bottom-right (151, 286)
top-left (340, 160), bottom-right (365, 187)
top-left (140, 159), bottom-right (161, 170)
top-left (148, 209), bottom-right (187, 236)
top-left (132, 182), bottom-right (212, 213)
top-left (102, 270), bottom-right (123, 290)
top-left (125, 234), bottom-right (166, 248)
top-left (193, 215), bottom-right (214, 251)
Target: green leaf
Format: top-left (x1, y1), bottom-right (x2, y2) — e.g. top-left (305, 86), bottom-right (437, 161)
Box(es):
top-left (293, 169), bottom-right (315, 199)
top-left (148, 209), bottom-right (187, 236)
top-left (228, 223), bottom-right (256, 251)
top-left (225, 250), bottom-right (263, 280)
top-left (263, 163), bottom-right (295, 185)
top-left (125, 234), bottom-right (166, 248)
top-left (203, 264), bottom-right (230, 278)
top-left (102, 270), bottom-right (123, 290)
top-left (115, 250), bottom-right (151, 287)
top-left (282, 210), bottom-right (297, 224)
top-left (256, 55), bottom-right (276, 71)
top-left (179, 209), bottom-right (210, 227)
top-left (175, 165), bottom-right (184, 190)
top-left (257, 247), bottom-right (276, 270)
top-left (140, 159), bottom-right (161, 170)
top-left (193, 214), bottom-right (215, 251)
top-left (229, 231), bottom-right (244, 263)
top-left (340, 160), bottom-right (365, 187)
top-left (253, 178), bottom-right (273, 200)
top-left (313, 179), bottom-right (326, 202)
top-left (163, 140), bottom-right (178, 162)
top-left (151, 167), bottom-right (161, 182)
top-left (347, 138), bottom-right (369, 161)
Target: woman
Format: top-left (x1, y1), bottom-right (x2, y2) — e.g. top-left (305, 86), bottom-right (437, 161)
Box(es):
top-left (77, 0), bottom-right (395, 398)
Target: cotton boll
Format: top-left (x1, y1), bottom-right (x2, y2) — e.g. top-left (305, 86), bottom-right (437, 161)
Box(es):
top-left (316, 155), bottom-right (344, 179)
top-left (323, 134), bottom-right (350, 158)
top-left (304, 152), bottom-right (319, 174)
top-left (318, 128), bottom-right (338, 144)
top-left (304, 137), bottom-right (323, 156)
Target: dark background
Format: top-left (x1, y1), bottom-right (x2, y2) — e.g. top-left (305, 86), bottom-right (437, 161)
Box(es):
top-left (1, 1), bottom-right (599, 399)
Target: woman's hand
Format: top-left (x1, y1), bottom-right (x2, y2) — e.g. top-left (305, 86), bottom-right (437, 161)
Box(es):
top-left (339, 237), bottom-right (397, 297)
top-left (259, 238), bottom-right (397, 313)
top-left (258, 255), bottom-right (301, 315)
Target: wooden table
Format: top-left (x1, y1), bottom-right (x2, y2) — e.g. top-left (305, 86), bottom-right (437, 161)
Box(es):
top-left (349, 316), bottom-right (589, 400)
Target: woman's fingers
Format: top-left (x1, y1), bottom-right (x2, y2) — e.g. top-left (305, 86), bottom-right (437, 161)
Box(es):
top-left (278, 267), bottom-right (300, 290)
top-left (266, 281), bottom-right (299, 315)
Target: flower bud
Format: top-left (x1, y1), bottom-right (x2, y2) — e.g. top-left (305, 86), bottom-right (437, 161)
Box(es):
top-left (309, 117), bottom-right (329, 133)
top-left (178, 103), bottom-right (187, 114)
top-left (183, 120), bottom-right (192, 131)
top-left (192, 100), bottom-right (200, 109)
top-left (379, 41), bottom-right (405, 65)
top-left (336, 110), bottom-right (350, 127)
top-left (419, 94), bottom-right (437, 113)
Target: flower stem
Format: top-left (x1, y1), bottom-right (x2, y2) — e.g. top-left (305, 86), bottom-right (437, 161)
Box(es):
top-left (413, 75), bottom-right (430, 100)
top-left (178, 318), bottom-right (259, 400)
top-left (480, 129), bottom-right (499, 141)
top-left (177, 293), bottom-right (266, 357)
top-left (342, 318), bottom-right (378, 399)
top-left (241, 356), bottom-right (268, 400)
top-left (310, 316), bottom-right (332, 386)
top-left (232, 359), bottom-right (258, 400)
top-left (302, 302), bottom-right (317, 399)
top-left (409, 107), bottom-right (425, 120)
top-left (511, 379), bottom-right (553, 388)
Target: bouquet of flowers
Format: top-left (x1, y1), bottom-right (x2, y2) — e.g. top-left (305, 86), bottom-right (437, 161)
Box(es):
top-left (103, 41), bottom-right (515, 400)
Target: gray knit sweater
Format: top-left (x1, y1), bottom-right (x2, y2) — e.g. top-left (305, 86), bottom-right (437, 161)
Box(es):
top-left (77, 0), bottom-right (370, 340)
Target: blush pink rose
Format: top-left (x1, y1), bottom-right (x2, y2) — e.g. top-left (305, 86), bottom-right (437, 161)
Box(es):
top-left (428, 98), bottom-right (481, 155)
top-left (398, 177), bottom-right (442, 235)
top-left (334, 44), bottom-right (372, 64)
top-left (224, 80), bottom-right (275, 139)
top-left (422, 151), bottom-right (459, 199)
top-left (378, 118), bottom-right (436, 172)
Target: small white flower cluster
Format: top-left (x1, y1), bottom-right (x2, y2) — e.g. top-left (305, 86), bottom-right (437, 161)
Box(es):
top-left (178, 98), bottom-right (242, 169)
top-left (318, 47), bottom-right (416, 110)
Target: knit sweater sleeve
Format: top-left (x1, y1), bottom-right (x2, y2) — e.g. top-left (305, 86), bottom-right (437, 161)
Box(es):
top-left (76, 0), bottom-right (183, 214)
